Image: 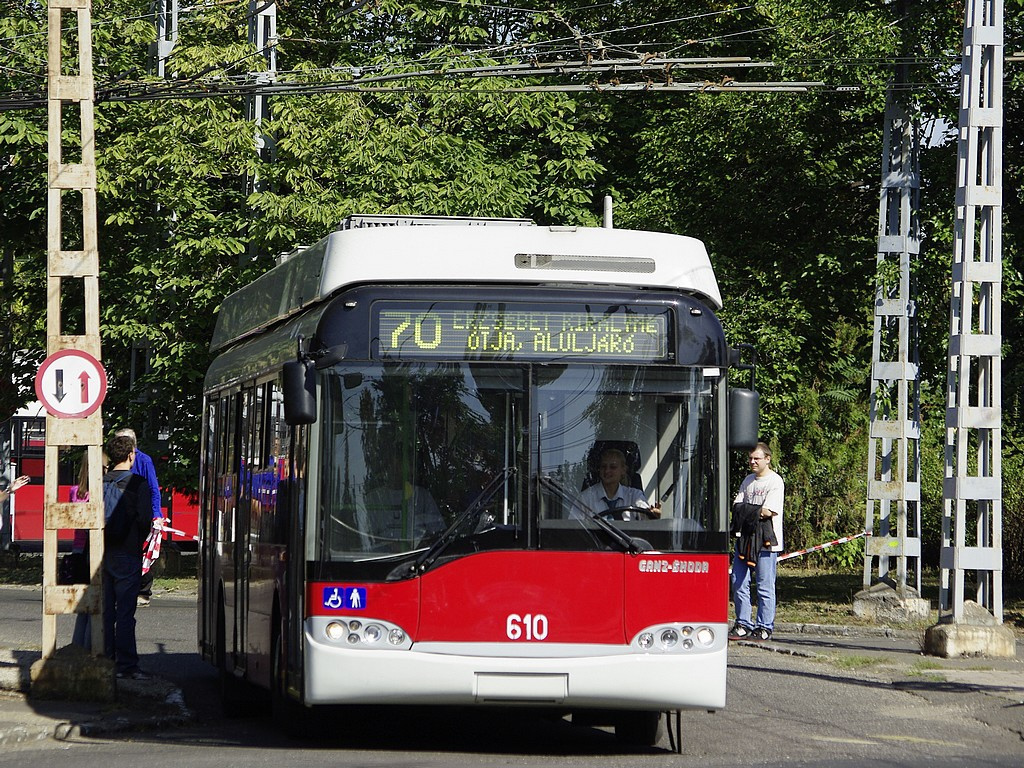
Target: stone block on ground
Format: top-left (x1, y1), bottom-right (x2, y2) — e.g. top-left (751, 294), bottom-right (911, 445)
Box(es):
top-left (29, 644), bottom-right (115, 702)
top-left (852, 582), bottom-right (932, 623)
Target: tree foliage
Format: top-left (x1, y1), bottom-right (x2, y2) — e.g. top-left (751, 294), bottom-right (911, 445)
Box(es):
top-left (1, 1), bottom-right (1022, 578)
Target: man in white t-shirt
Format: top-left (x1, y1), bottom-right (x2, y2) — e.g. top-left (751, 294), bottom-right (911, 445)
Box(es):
top-left (729, 442), bottom-right (784, 642)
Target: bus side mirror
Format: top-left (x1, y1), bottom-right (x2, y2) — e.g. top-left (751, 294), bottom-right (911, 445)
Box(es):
top-left (283, 360), bottom-right (317, 425)
top-left (728, 388), bottom-right (759, 451)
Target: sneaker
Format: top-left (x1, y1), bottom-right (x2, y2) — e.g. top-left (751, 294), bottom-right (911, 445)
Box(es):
top-left (116, 669), bottom-right (152, 681)
top-left (728, 624), bottom-right (752, 640)
top-left (137, 595), bottom-right (151, 607)
top-left (751, 627), bottom-right (772, 642)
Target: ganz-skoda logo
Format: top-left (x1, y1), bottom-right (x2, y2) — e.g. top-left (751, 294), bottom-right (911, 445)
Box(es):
top-left (638, 559), bottom-right (710, 574)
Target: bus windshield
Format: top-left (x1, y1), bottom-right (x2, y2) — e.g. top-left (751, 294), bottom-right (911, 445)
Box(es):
top-left (316, 362), bottom-right (724, 571)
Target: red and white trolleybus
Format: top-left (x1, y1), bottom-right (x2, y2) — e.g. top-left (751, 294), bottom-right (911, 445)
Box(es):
top-left (197, 214), bottom-right (759, 747)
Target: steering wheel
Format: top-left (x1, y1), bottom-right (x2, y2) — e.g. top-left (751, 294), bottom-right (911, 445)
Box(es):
top-left (598, 505), bottom-right (660, 521)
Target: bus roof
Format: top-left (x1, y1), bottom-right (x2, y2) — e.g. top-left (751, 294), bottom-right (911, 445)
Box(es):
top-left (211, 218), bottom-right (722, 352)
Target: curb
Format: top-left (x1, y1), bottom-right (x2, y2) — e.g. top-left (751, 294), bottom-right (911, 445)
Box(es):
top-left (0, 649), bottom-right (36, 694)
top-left (0, 685), bottom-right (194, 747)
top-left (0, 648), bottom-right (193, 746)
top-left (55, 685), bottom-right (194, 741)
top-left (774, 622), bottom-right (922, 639)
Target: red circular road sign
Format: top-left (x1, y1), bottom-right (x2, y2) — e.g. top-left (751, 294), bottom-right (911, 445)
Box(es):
top-left (34, 349), bottom-right (108, 418)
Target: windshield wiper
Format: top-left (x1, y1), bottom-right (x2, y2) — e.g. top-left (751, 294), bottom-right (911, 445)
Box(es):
top-left (387, 467), bottom-right (516, 580)
top-left (537, 475), bottom-right (650, 555)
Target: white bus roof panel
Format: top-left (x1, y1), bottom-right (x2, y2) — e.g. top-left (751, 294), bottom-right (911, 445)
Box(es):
top-left (319, 225), bottom-right (721, 307)
top-left (211, 223), bottom-right (721, 352)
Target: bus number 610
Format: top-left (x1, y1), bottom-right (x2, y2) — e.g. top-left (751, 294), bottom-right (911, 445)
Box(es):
top-left (506, 613), bottom-right (549, 640)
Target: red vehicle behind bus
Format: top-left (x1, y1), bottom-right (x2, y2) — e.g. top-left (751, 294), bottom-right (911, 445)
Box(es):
top-left (3, 408), bottom-right (198, 548)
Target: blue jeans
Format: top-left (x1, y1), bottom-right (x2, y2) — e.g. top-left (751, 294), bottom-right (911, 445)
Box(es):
top-left (731, 549), bottom-right (778, 631)
top-left (73, 613), bottom-right (92, 650)
top-left (103, 551), bottom-right (142, 673)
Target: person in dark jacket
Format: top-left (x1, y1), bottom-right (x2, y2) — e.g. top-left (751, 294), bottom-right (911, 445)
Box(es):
top-left (114, 428), bottom-right (163, 606)
top-left (102, 434), bottom-right (154, 680)
top-left (728, 442), bottom-right (785, 643)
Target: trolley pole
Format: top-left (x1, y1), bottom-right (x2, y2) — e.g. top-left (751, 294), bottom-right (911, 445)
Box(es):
top-left (32, 0), bottom-right (113, 699)
top-left (855, 11), bottom-right (929, 622)
top-left (924, 0), bottom-right (1014, 658)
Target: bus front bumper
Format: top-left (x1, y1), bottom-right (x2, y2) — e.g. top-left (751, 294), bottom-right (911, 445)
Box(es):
top-left (302, 623), bottom-right (728, 711)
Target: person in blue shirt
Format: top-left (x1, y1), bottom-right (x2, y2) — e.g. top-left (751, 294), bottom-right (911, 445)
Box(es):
top-left (114, 428), bottom-right (163, 606)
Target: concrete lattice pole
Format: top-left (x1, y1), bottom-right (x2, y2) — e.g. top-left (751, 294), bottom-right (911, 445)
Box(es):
top-left (244, 0), bottom-right (277, 263)
top-left (926, 0), bottom-right (1014, 658)
top-left (42, 0), bottom-right (105, 664)
top-left (940, 0), bottom-right (1004, 620)
top-left (861, 92), bottom-right (924, 605)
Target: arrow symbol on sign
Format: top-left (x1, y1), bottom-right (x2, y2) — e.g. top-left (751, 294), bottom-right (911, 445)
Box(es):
top-left (79, 371), bottom-right (91, 404)
top-left (53, 370), bottom-right (66, 402)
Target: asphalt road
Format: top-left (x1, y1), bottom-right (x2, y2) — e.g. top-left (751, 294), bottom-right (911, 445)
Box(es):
top-left (0, 585), bottom-right (1022, 766)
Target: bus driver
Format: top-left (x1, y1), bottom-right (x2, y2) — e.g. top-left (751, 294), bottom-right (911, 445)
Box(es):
top-left (577, 448), bottom-right (660, 521)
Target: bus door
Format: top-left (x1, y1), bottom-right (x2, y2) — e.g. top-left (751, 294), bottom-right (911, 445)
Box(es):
top-left (216, 395), bottom-right (240, 666)
top-left (232, 386), bottom-right (256, 668)
top-left (198, 399), bottom-right (217, 659)
top-left (243, 383), bottom-right (268, 662)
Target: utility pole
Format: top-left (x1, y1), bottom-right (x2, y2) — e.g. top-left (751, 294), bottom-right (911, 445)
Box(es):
top-left (856, 83), bottom-right (929, 623)
top-left (149, 0), bottom-right (179, 79)
top-left (33, 0), bottom-right (111, 698)
top-left (244, 0), bottom-right (277, 264)
top-left (856, 0), bottom-right (929, 622)
top-left (925, 0), bottom-right (1014, 658)
top-left (132, 0), bottom-right (182, 446)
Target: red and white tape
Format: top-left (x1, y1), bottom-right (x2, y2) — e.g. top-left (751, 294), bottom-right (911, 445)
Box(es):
top-left (778, 531), bottom-right (869, 562)
top-left (153, 519), bottom-right (193, 539)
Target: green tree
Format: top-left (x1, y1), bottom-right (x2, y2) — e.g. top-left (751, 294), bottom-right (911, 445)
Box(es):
top-left (1, 0), bottom-right (1021, 585)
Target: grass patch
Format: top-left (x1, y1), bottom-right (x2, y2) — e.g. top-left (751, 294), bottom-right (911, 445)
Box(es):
top-left (829, 654), bottom-right (890, 669)
top-left (0, 549), bottom-right (198, 587)
top-left (776, 565), bottom-right (1024, 634)
top-left (775, 567), bottom-right (877, 625)
top-left (908, 660), bottom-right (950, 679)
top-left (0, 552), bottom-right (44, 585)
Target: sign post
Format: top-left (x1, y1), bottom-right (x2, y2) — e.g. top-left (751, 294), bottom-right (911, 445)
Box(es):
top-left (32, 0), bottom-right (113, 701)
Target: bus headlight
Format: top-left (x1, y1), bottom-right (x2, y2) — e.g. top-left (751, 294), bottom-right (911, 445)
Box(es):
top-left (632, 624), bottom-right (721, 653)
top-left (313, 617), bottom-right (412, 649)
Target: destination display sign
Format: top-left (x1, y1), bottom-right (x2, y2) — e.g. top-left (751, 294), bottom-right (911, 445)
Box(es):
top-left (376, 303), bottom-right (670, 362)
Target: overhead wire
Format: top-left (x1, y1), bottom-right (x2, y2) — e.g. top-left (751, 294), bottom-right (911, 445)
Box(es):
top-left (0, 1), bottom-right (964, 110)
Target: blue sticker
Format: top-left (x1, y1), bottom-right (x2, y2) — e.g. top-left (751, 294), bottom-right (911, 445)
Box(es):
top-left (322, 586), bottom-right (345, 610)
top-left (322, 586), bottom-right (367, 611)
top-left (345, 587), bottom-right (367, 610)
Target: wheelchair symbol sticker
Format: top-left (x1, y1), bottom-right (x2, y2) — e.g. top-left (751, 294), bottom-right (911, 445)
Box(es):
top-left (322, 586), bottom-right (367, 611)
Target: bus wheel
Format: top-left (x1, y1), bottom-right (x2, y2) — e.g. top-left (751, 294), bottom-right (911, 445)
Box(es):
top-left (217, 601), bottom-right (257, 717)
top-left (614, 711), bottom-right (664, 747)
top-left (272, 628), bottom-right (317, 739)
